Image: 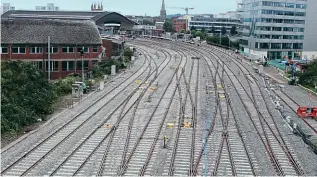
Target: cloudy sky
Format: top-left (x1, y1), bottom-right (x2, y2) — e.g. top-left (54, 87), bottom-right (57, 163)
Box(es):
top-left (3, 0), bottom-right (237, 16)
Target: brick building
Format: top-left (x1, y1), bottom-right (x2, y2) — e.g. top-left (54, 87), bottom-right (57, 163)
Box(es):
top-left (172, 18), bottom-right (187, 32)
top-left (1, 19), bottom-right (102, 79)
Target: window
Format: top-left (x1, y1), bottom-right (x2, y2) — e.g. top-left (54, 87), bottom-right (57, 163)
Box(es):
top-left (46, 61), bottom-right (59, 71)
top-left (284, 19), bottom-right (294, 24)
top-left (31, 61), bottom-right (43, 70)
top-left (293, 43), bottom-right (303, 49)
top-left (282, 43), bottom-right (292, 49)
top-left (1, 46), bottom-right (8, 54)
top-left (77, 60), bottom-right (89, 70)
top-left (46, 47), bottom-right (58, 53)
top-left (62, 47), bottom-right (74, 53)
top-left (271, 43), bottom-right (281, 49)
top-left (295, 20), bottom-right (305, 24)
top-left (260, 43), bottom-right (269, 49)
top-left (296, 4), bottom-right (306, 9)
top-left (283, 35), bottom-right (293, 39)
top-left (30, 47), bottom-right (43, 54)
top-left (77, 47), bottom-right (89, 53)
top-left (69, 61), bottom-right (74, 70)
top-left (92, 46), bottom-right (98, 53)
top-left (272, 19), bottom-right (283, 23)
top-left (295, 12), bottom-right (306, 17)
top-left (285, 3), bottom-right (295, 8)
top-left (62, 61), bottom-right (68, 71)
top-left (283, 27), bottom-right (293, 32)
top-left (294, 35), bottom-right (304, 40)
top-left (284, 11), bottom-right (294, 16)
top-left (12, 46), bottom-right (26, 54)
top-left (62, 61), bottom-right (75, 71)
top-left (272, 35), bottom-right (281, 39)
top-left (272, 27), bottom-right (282, 31)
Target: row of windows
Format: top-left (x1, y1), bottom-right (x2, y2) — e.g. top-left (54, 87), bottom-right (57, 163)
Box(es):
top-left (30, 60), bottom-right (98, 72)
top-left (0, 46), bottom-right (99, 54)
top-left (262, 1), bottom-right (307, 9)
top-left (191, 18), bottom-right (240, 23)
top-left (189, 22), bottom-right (237, 27)
top-left (241, 1), bottom-right (306, 10)
top-left (254, 26), bottom-right (305, 32)
top-left (256, 34), bottom-right (304, 40)
top-left (255, 43), bottom-right (303, 49)
top-left (244, 18), bottom-right (305, 24)
top-left (261, 10), bottom-right (306, 17)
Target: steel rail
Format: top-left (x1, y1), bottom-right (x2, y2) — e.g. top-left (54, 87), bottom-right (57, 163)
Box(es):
top-left (1, 48), bottom-right (150, 176)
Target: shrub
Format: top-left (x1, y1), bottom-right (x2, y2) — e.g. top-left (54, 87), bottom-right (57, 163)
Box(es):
top-left (1, 61), bottom-right (57, 134)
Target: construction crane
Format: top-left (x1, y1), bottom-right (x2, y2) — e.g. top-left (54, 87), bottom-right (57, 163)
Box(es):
top-left (167, 7), bottom-right (194, 15)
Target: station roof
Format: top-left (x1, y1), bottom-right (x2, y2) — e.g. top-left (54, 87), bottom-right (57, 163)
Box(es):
top-left (1, 19), bottom-right (102, 45)
top-left (1, 10), bottom-right (138, 26)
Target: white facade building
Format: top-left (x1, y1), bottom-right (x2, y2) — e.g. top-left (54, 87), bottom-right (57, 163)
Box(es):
top-left (1, 3), bottom-right (15, 15)
top-left (188, 14), bottom-right (241, 34)
top-left (35, 3), bottom-right (59, 11)
top-left (239, 0), bottom-right (317, 60)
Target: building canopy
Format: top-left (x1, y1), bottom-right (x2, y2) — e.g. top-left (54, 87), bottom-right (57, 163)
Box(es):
top-left (1, 10), bottom-right (137, 29)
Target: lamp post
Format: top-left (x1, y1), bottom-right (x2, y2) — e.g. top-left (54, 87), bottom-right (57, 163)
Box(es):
top-left (80, 47), bottom-right (84, 82)
top-left (47, 36), bottom-right (51, 81)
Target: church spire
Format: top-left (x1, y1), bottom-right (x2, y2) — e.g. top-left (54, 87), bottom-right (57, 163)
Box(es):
top-left (160, 0), bottom-right (167, 20)
top-left (161, 0), bottom-right (165, 10)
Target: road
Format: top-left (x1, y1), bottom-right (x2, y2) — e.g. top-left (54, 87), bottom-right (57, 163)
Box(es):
top-left (1, 38), bottom-right (317, 176)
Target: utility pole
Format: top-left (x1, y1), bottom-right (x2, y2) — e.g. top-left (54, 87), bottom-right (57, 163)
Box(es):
top-left (80, 47), bottom-right (84, 82)
top-left (228, 35), bottom-right (231, 48)
top-left (48, 36), bottom-right (51, 81)
top-left (220, 32), bottom-right (222, 45)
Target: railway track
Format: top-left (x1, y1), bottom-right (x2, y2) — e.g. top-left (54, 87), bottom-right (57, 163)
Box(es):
top-left (172, 43), bottom-right (256, 176)
top-left (1, 48), bottom-right (162, 176)
top-left (207, 45), bottom-right (304, 176)
top-left (45, 47), bottom-right (168, 176)
top-left (273, 89), bottom-right (317, 134)
top-left (116, 47), bottom-right (186, 176)
top-left (3, 38), bottom-right (312, 176)
top-left (137, 39), bottom-right (256, 176)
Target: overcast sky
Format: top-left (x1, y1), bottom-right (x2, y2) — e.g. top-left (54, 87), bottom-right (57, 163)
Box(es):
top-left (3, 0), bottom-right (237, 16)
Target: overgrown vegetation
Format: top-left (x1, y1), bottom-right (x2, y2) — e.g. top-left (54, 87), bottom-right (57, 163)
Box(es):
top-left (1, 47), bottom-right (134, 136)
top-left (298, 60), bottom-right (317, 91)
top-left (163, 19), bottom-right (175, 33)
top-left (1, 61), bottom-right (57, 134)
top-left (92, 47), bottom-right (133, 78)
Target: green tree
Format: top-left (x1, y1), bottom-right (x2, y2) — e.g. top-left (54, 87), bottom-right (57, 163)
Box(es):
top-left (230, 25), bottom-right (238, 36)
top-left (201, 27), bottom-right (206, 33)
top-left (1, 61), bottom-right (57, 134)
top-left (143, 19), bottom-right (155, 26)
top-left (190, 26), bottom-right (196, 31)
top-left (163, 19), bottom-right (174, 32)
top-left (298, 60), bottom-right (317, 90)
top-left (191, 30), bottom-right (197, 36)
top-left (195, 31), bottom-right (202, 38)
top-left (180, 29), bottom-right (185, 33)
top-left (221, 26), bottom-right (227, 35)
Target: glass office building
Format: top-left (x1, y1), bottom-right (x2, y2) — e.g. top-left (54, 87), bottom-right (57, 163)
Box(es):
top-left (239, 0), bottom-right (309, 60)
